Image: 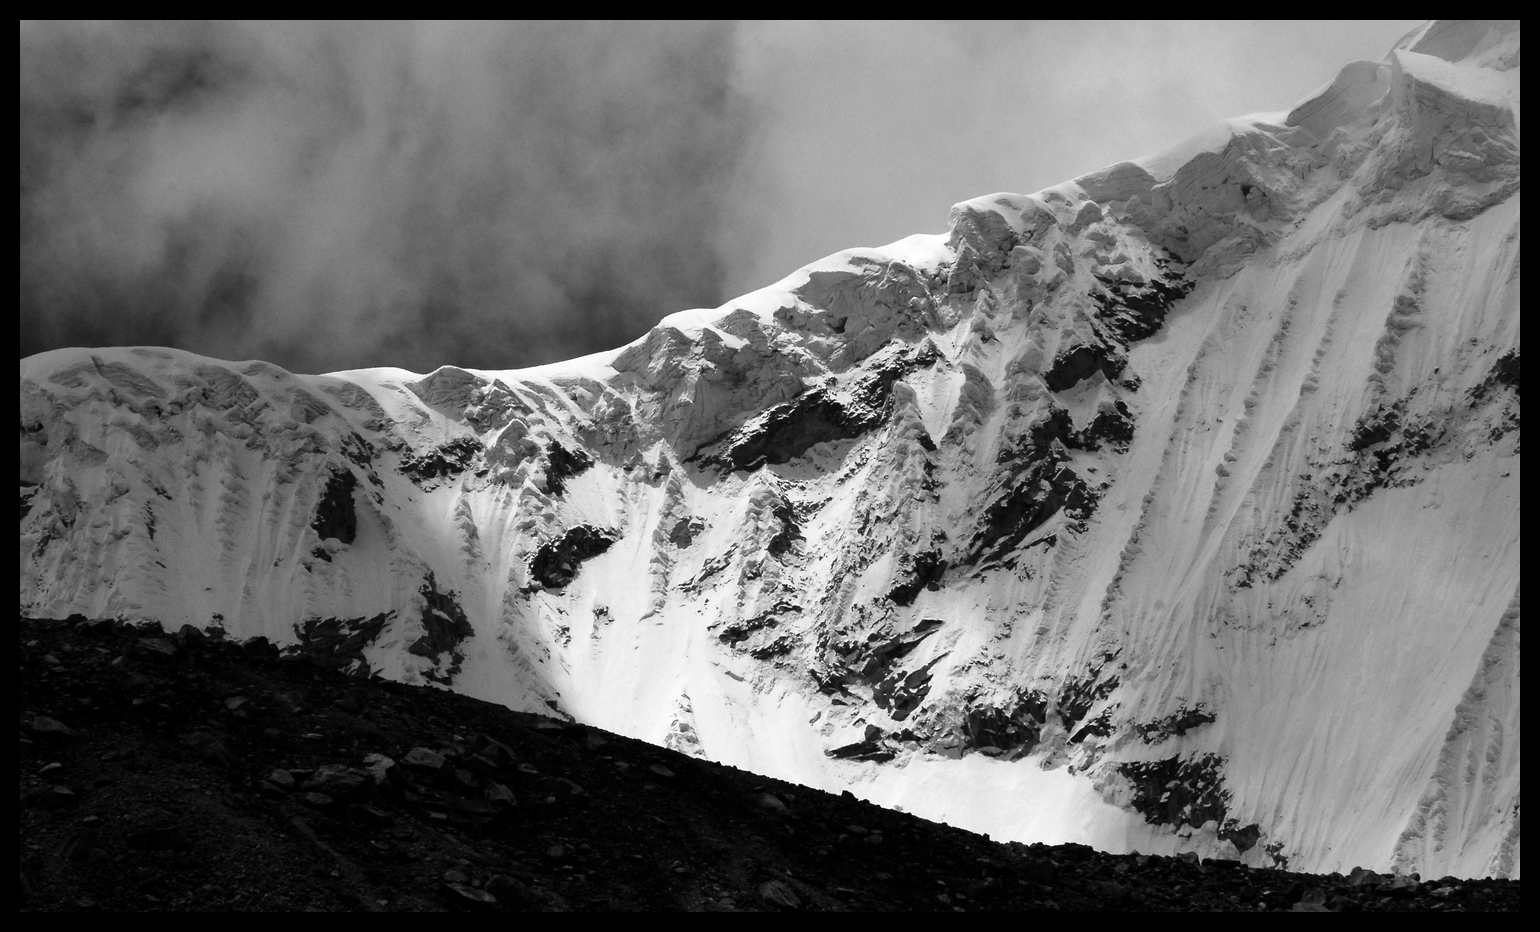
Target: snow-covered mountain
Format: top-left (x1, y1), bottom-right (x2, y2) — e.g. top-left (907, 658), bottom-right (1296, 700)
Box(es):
top-left (20, 21), bottom-right (1520, 878)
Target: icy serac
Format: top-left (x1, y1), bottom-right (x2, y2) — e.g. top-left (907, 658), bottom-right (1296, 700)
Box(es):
top-left (20, 21), bottom-right (1519, 878)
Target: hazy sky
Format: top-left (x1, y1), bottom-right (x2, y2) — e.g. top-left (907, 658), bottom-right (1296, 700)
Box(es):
top-left (20, 20), bottom-right (1422, 374)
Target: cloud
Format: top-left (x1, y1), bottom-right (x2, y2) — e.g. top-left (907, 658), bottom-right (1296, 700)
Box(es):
top-left (20, 21), bottom-right (1425, 374)
top-left (20, 21), bottom-right (755, 374)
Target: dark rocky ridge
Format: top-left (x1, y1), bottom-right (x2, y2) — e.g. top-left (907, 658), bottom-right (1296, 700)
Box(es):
top-left (21, 614), bottom-right (1516, 912)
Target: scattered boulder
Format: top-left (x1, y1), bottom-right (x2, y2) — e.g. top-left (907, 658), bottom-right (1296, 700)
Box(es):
top-left (31, 786), bottom-right (81, 810)
top-left (304, 764), bottom-right (372, 803)
top-left (363, 753), bottom-right (399, 787)
top-left (484, 782), bottom-right (516, 806)
top-left (30, 715), bottom-right (76, 739)
top-left (758, 879), bottom-right (801, 909)
top-left (403, 747), bottom-right (447, 771)
top-left (241, 637), bottom-right (279, 661)
top-left (756, 792), bottom-right (788, 812)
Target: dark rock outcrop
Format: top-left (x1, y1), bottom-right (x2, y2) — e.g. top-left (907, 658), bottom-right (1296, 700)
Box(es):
top-left (1135, 706), bottom-right (1217, 743)
top-left (526, 526), bottom-right (621, 590)
top-left (878, 654), bottom-right (946, 722)
top-left (1044, 344), bottom-right (1123, 393)
top-left (718, 391), bottom-right (882, 472)
top-left (1069, 708), bottom-right (1116, 744)
top-left (696, 346), bottom-right (938, 473)
top-left (813, 620), bottom-right (945, 722)
top-left (542, 442), bottom-right (593, 496)
top-left (311, 470), bottom-right (358, 545)
top-left (290, 613), bottom-right (393, 675)
top-left (667, 518), bottom-right (706, 548)
top-left (968, 459), bottom-right (1097, 565)
top-left (1471, 349), bottom-right (1519, 401)
top-left (958, 689), bottom-right (1049, 756)
top-left (1092, 259), bottom-right (1194, 345)
top-left (398, 437), bottom-right (484, 485)
top-left (766, 500), bottom-right (802, 558)
top-left (1118, 753), bottom-right (1232, 831)
top-left (1221, 821), bottom-right (1263, 855)
top-left (408, 573), bottom-right (474, 684)
top-left (886, 550), bottom-right (947, 606)
top-left (717, 602), bottom-right (797, 653)
top-left (1056, 662), bottom-right (1120, 735)
top-left (1069, 400), bottom-right (1136, 453)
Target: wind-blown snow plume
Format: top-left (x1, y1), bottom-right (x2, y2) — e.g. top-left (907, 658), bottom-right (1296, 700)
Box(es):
top-left (20, 20), bottom-right (1520, 878)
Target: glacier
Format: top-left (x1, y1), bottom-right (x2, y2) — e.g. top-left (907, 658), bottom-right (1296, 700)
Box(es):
top-left (19, 20), bottom-right (1520, 878)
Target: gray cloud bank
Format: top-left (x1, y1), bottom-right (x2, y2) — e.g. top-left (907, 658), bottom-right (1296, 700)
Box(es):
top-left (21, 21), bottom-right (1422, 375)
top-left (21, 21), bottom-right (753, 374)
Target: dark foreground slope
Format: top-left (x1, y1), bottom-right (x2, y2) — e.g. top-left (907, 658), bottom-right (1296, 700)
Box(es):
top-left (19, 615), bottom-right (1519, 912)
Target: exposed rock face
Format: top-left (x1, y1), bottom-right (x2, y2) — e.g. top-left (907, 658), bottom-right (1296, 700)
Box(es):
top-left (291, 612), bottom-right (392, 675)
top-left (398, 437), bottom-right (483, 486)
top-left (542, 442), bottom-right (593, 496)
top-left (408, 573), bottom-right (475, 686)
top-left (1119, 754), bottom-right (1232, 834)
top-left (17, 22), bottom-right (1521, 879)
top-left (310, 470), bottom-right (358, 546)
top-left (526, 527), bottom-right (621, 591)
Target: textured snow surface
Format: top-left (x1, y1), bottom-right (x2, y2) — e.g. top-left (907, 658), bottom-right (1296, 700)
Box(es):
top-left (20, 21), bottom-right (1519, 877)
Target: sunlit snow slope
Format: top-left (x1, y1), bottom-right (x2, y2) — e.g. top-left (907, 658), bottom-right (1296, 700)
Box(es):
top-left (20, 20), bottom-right (1519, 877)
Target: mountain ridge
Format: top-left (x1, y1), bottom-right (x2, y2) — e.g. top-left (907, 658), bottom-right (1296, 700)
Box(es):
top-left (21, 20), bottom-right (1520, 879)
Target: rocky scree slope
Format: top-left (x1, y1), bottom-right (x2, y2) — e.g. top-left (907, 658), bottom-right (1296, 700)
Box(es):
top-left (19, 20), bottom-right (1521, 879)
top-left (18, 614), bottom-right (1520, 911)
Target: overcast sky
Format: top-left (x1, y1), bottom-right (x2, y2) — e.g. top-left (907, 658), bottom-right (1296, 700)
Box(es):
top-left (20, 20), bottom-right (1422, 375)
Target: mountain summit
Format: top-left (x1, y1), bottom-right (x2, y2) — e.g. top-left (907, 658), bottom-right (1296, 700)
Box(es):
top-left (21, 20), bottom-right (1520, 879)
